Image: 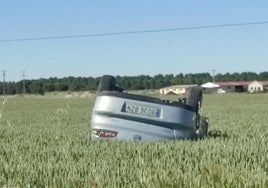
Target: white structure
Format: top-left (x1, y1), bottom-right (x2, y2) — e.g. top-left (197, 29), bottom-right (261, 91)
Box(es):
top-left (201, 82), bottom-right (219, 88)
top-left (160, 85), bottom-right (197, 95)
top-left (248, 81), bottom-right (268, 93)
top-left (201, 82), bottom-right (220, 93)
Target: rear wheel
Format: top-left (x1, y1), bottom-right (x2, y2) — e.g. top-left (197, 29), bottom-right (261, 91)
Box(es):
top-left (98, 75), bottom-right (116, 93)
top-left (187, 86), bottom-right (203, 112)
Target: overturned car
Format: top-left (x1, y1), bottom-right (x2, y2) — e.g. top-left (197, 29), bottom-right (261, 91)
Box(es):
top-left (91, 75), bottom-right (208, 141)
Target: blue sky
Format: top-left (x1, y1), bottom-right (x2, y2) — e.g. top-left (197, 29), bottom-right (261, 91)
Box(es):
top-left (1, 1), bottom-right (268, 81)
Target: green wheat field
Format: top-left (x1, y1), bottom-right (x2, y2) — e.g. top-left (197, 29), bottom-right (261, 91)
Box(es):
top-left (0, 92), bottom-right (267, 187)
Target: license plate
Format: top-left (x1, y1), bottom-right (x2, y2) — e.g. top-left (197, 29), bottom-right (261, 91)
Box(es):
top-left (125, 103), bottom-right (161, 118)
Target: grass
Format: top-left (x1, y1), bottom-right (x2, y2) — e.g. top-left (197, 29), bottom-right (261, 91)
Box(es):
top-left (0, 93), bottom-right (268, 187)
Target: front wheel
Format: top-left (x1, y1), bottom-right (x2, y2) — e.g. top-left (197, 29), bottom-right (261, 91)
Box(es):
top-left (195, 116), bottom-right (209, 139)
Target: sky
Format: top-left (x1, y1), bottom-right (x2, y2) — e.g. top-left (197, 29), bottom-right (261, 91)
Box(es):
top-left (1, 1), bottom-right (268, 81)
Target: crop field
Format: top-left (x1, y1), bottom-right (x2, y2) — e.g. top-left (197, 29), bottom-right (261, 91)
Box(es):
top-left (0, 92), bottom-right (268, 187)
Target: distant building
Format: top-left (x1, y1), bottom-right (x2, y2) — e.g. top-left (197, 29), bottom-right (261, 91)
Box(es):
top-left (201, 82), bottom-right (220, 93)
top-left (215, 81), bottom-right (268, 93)
top-left (215, 81), bottom-right (251, 92)
top-left (248, 81), bottom-right (268, 93)
top-left (160, 85), bottom-right (197, 95)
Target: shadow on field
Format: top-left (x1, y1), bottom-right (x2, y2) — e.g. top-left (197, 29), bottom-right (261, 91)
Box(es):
top-left (207, 130), bottom-right (229, 139)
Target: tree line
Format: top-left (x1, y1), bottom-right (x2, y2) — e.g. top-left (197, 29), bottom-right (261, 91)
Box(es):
top-left (1, 71), bottom-right (268, 95)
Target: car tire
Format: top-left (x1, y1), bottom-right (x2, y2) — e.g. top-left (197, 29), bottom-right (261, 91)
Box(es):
top-left (187, 86), bottom-right (203, 112)
top-left (195, 116), bottom-right (209, 139)
top-left (98, 75), bottom-right (116, 93)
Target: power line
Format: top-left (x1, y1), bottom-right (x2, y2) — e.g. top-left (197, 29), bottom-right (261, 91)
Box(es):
top-left (1, 21), bottom-right (268, 43)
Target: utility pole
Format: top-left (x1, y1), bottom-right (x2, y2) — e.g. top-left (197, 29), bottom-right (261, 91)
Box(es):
top-left (185, 74), bottom-right (191, 85)
top-left (2, 70), bottom-right (6, 95)
top-left (212, 69), bottom-right (216, 83)
top-left (22, 71), bottom-right (26, 94)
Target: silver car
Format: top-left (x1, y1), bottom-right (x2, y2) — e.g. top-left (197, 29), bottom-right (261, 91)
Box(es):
top-left (91, 75), bottom-right (208, 141)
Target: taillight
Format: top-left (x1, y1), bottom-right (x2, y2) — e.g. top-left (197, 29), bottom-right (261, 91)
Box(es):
top-left (92, 129), bottom-right (118, 138)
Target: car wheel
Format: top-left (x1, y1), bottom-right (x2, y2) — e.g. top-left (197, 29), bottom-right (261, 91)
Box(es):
top-left (187, 86), bottom-right (203, 112)
top-left (195, 116), bottom-right (209, 139)
top-left (98, 75), bottom-right (116, 93)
